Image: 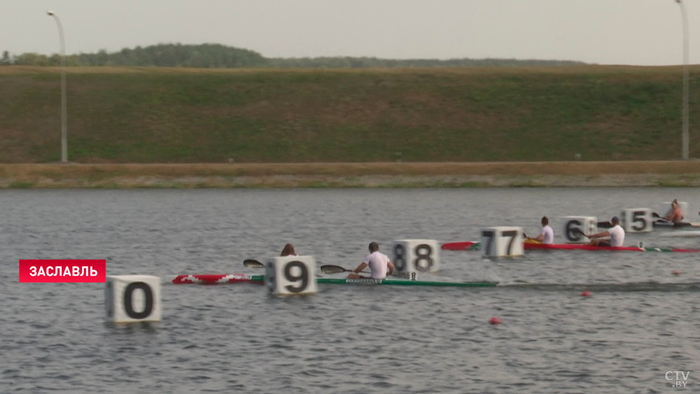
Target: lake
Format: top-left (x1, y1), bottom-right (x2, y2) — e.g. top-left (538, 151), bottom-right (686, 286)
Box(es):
top-left (1, 188), bottom-right (698, 393)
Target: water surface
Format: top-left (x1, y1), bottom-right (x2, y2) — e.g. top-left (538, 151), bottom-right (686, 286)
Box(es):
top-left (1, 188), bottom-right (699, 393)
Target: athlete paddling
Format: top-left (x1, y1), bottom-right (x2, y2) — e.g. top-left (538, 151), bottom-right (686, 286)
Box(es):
top-left (652, 199), bottom-right (685, 224)
top-left (525, 216), bottom-right (554, 244)
top-left (663, 199), bottom-right (685, 223)
top-left (585, 216), bottom-right (625, 247)
top-left (347, 242), bottom-right (395, 279)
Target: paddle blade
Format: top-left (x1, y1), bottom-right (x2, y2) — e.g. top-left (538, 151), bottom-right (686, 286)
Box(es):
top-left (320, 265), bottom-right (350, 274)
top-left (573, 228), bottom-right (589, 238)
top-left (243, 259), bottom-right (264, 268)
top-left (596, 221), bottom-right (613, 229)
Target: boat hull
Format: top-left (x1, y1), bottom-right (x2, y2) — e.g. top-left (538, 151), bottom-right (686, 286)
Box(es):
top-left (169, 274), bottom-right (497, 287)
top-left (170, 274), bottom-right (264, 284)
top-left (659, 231), bottom-right (700, 238)
top-left (652, 221), bottom-right (700, 229)
top-left (441, 241), bottom-right (480, 251)
top-left (317, 278), bottom-right (498, 287)
top-left (441, 241), bottom-right (700, 253)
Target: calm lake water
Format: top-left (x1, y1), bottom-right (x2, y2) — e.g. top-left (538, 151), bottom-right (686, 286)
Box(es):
top-left (1, 188), bottom-right (699, 393)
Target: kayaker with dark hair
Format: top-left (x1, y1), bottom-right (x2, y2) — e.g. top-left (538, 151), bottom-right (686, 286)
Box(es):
top-left (280, 243), bottom-right (297, 257)
top-left (348, 242), bottom-right (395, 279)
top-left (585, 216), bottom-right (625, 247)
top-left (525, 216), bottom-right (554, 244)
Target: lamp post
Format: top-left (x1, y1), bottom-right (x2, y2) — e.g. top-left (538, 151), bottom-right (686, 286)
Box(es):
top-left (47, 11), bottom-right (67, 163)
top-left (676, 0), bottom-right (690, 160)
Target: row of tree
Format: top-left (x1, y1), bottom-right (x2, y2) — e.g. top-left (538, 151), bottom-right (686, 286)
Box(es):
top-left (0, 43), bottom-right (585, 68)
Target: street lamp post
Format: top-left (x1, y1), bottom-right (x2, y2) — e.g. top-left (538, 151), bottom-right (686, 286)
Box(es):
top-left (676, 0), bottom-right (690, 160)
top-left (47, 11), bottom-right (67, 163)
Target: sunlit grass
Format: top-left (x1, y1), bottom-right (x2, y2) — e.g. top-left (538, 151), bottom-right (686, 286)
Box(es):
top-left (0, 65), bottom-right (698, 163)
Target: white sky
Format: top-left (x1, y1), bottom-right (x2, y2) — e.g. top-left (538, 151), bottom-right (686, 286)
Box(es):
top-left (0, 0), bottom-right (696, 66)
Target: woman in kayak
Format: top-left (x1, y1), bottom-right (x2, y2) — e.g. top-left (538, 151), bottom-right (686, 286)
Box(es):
top-left (280, 243), bottom-right (297, 256)
top-left (585, 216), bottom-right (625, 247)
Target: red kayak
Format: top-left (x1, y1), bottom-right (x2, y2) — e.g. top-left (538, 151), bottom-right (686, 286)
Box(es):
top-left (170, 274), bottom-right (264, 284)
top-left (441, 241), bottom-right (700, 253)
top-left (441, 241), bottom-right (480, 251)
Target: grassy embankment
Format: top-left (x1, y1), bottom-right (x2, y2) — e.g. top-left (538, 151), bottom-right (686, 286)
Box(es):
top-left (1, 65), bottom-right (700, 187)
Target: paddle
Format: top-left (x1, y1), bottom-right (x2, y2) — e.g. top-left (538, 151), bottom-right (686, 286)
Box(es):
top-left (654, 210), bottom-right (681, 221)
top-left (246, 261), bottom-right (371, 274)
top-left (596, 221), bottom-right (613, 229)
top-left (320, 265), bottom-right (370, 274)
top-left (572, 228), bottom-right (590, 239)
top-left (523, 233), bottom-right (538, 243)
top-left (318, 264), bottom-right (412, 279)
top-left (524, 233), bottom-right (543, 242)
top-left (246, 261), bottom-right (392, 277)
top-left (243, 259), bottom-right (264, 268)
top-left (652, 212), bottom-right (674, 222)
top-left (651, 214), bottom-right (689, 226)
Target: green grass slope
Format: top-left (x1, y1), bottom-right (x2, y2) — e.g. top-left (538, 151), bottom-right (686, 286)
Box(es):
top-left (0, 65), bottom-right (698, 163)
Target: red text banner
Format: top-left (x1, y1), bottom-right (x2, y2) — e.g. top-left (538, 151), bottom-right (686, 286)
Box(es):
top-left (19, 260), bottom-right (106, 283)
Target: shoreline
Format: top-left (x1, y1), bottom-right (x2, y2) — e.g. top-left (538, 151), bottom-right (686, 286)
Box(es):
top-left (1, 161), bottom-right (700, 188)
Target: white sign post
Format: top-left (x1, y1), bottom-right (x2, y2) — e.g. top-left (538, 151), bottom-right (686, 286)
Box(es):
top-left (105, 275), bottom-right (162, 323)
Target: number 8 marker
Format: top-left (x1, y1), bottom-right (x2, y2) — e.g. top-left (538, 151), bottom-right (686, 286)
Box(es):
top-left (392, 240), bottom-right (440, 274)
top-left (414, 244), bottom-right (433, 271)
top-left (393, 244), bottom-right (406, 272)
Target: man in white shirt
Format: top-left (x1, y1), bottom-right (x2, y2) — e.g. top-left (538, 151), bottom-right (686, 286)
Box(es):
top-left (586, 216), bottom-right (625, 247)
top-left (526, 216), bottom-right (554, 244)
top-left (348, 242), bottom-right (395, 279)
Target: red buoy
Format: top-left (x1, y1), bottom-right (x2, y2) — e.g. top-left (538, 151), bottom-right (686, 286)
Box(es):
top-left (489, 317), bottom-right (502, 325)
top-left (673, 270), bottom-right (682, 276)
top-left (581, 291), bottom-right (591, 297)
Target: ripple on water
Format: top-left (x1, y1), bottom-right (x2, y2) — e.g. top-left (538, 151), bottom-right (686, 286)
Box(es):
top-left (1, 188), bottom-right (699, 393)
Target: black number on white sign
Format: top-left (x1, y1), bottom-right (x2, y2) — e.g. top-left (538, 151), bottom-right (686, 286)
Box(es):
top-left (123, 282), bottom-right (153, 320)
top-left (284, 261), bottom-right (309, 293)
top-left (413, 244), bottom-right (433, 271)
top-left (393, 244), bottom-right (406, 271)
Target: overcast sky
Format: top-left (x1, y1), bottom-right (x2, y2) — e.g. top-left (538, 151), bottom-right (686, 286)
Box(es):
top-left (1, 0), bottom-right (696, 66)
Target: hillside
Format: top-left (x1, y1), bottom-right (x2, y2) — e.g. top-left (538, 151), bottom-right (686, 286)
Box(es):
top-left (0, 65), bottom-right (697, 163)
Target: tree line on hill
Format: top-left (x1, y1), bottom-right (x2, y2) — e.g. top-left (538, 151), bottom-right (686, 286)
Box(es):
top-left (0, 43), bottom-right (585, 68)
